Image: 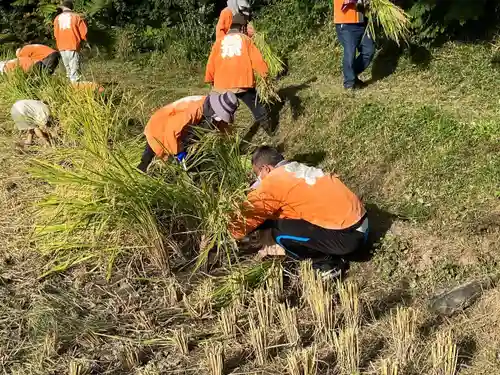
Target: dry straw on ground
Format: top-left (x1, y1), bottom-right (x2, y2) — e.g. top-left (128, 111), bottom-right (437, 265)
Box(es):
top-left (218, 299), bottom-right (240, 337)
top-left (171, 328), bottom-right (189, 355)
top-left (286, 345), bottom-right (318, 375)
top-left (204, 342), bottom-right (224, 375)
top-left (389, 307), bottom-right (418, 368)
top-left (277, 303), bottom-right (300, 347)
top-left (430, 331), bottom-right (458, 375)
top-left (248, 312), bottom-right (269, 365)
top-left (253, 288), bottom-right (275, 328)
top-left (337, 280), bottom-right (361, 329)
top-left (333, 327), bottom-right (360, 375)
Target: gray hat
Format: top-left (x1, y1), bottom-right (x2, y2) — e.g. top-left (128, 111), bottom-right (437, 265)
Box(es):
top-left (208, 92), bottom-right (239, 123)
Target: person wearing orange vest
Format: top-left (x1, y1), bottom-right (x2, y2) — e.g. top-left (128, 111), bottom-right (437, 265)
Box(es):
top-left (16, 44), bottom-right (60, 74)
top-left (216, 0), bottom-right (253, 41)
top-left (138, 92), bottom-right (239, 172)
top-left (53, 0), bottom-right (88, 82)
top-left (334, 0), bottom-right (375, 90)
top-left (231, 146), bottom-right (369, 278)
top-left (206, 14), bottom-right (269, 128)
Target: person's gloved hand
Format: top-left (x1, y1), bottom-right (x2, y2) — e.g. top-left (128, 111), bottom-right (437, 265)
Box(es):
top-left (175, 151), bottom-right (187, 162)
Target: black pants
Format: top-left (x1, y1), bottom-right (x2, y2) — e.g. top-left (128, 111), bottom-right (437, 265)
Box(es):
top-left (34, 52), bottom-right (60, 75)
top-left (259, 217), bottom-right (368, 261)
top-left (236, 89), bottom-right (268, 124)
top-left (138, 143), bottom-right (156, 172)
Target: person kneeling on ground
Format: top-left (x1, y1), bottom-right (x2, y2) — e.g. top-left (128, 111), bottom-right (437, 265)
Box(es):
top-left (11, 100), bottom-right (51, 147)
top-left (138, 92), bottom-right (239, 172)
top-left (205, 14), bottom-right (269, 129)
top-left (230, 146), bottom-right (369, 278)
top-left (16, 44), bottom-right (60, 74)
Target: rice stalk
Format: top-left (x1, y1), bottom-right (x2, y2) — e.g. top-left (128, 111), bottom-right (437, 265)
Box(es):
top-left (183, 278), bottom-right (214, 318)
top-left (299, 261), bottom-right (335, 341)
top-left (389, 307), bottom-right (418, 367)
top-left (248, 312), bottom-right (268, 366)
top-left (277, 303), bottom-right (300, 347)
top-left (164, 278), bottom-right (179, 306)
top-left (337, 280), bottom-right (361, 329)
top-left (204, 342), bottom-right (224, 375)
top-left (69, 359), bottom-right (90, 375)
top-left (171, 328), bottom-right (189, 355)
top-left (218, 300), bottom-right (240, 337)
top-left (378, 358), bottom-right (399, 375)
top-left (253, 288), bottom-right (275, 328)
top-left (265, 261), bottom-right (284, 299)
top-left (287, 345), bottom-right (318, 375)
top-left (367, 0), bottom-right (411, 45)
top-left (430, 331), bottom-right (458, 375)
top-left (332, 327), bottom-right (360, 375)
top-left (256, 73), bottom-right (281, 105)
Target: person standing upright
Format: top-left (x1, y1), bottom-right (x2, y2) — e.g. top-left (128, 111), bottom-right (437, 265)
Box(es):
top-left (53, 0), bottom-right (87, 82)
top-left (334, 0), bottom-right (375, 90)
top-left (216, 0), bottom-right (252, 41)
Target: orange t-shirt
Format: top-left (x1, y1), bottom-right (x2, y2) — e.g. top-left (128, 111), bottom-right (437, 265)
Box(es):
top-left (144, 96), bottom-right (206, 158)
top-left (4, 58), bottom-right (36, 73)
top-left (205, 32), bottom-right (268, 91)
top-left (54, 11), bottom-right (88, 51)
top-left (18, 44), bottom-right (56, 62)
top-left (333, 0), bottom-right (365, 24)
top-left (216, 7), bottom-right (234, 41)
top-left (231, 162), bottom-right (366, 239)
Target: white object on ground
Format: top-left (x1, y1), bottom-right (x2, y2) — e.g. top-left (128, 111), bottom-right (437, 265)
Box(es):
top-left (11, 100), bottom-right (50, 131)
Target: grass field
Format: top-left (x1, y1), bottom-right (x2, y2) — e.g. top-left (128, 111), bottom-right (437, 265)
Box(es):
top-left (0, 24), bottom-right (499, 374)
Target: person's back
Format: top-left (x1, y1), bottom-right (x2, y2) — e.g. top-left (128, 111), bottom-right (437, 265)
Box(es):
top-left (17, 45), bottom-right (56, 62)
top-left (233, 162), bottom-right (365, 237)
top-left (4, 58), bottom-right (36, 73)
top-left (145, 96), bottom-right (206, 158)
top-left (54, 9), bottom-right (87, 51)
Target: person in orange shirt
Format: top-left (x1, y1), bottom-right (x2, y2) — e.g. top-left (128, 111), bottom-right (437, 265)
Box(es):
top-left (231, 146), bottom-right (369, 277)
top-left (16, 44), bottom-right (60, 74)
top-left (216, 0), bottom-right (253, 41)
top-left (206, 14), bottom-right (269, 128)
top-left (53, 0), bottom-right (88, 82)
top-left (334, 0), bottom-right (375, 90)
top-left (138, 92), bottom-right (239, 172)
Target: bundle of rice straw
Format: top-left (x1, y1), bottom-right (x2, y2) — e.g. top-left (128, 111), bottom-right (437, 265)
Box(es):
top-left (366, 0), bottom-right (411, 45)
top-left (251, 25), bottom-right (285, 104)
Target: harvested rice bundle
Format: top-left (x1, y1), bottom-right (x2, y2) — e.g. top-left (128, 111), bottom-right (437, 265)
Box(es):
top-left (251, 27), bottom-right (284, 104)
top-left (366, 0), bottom-right (411, 45)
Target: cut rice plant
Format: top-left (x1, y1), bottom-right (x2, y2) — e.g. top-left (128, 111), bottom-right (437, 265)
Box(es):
top-left (378, 359), bottom-right (399, 375)
top-left (256, 73), bottom-right (281, 105)
top-left (286, 345), bottom-right (318, 375)
top-left (253, 288), bottom-right (275, 328)
top-left (389, 307), bottom-right (418, 367)
top-left (204, 342), bottom-right (224, 375)
top-left (277, 303), bottom-right (300, 347)
top-left (333, 327), bottom-right (360, 375)
top-left (171, 328), bottom-right (189, 355)
top-left (366, 0), bottom-right (411, 45)
top-left (430, 331), bottom-right (458, 375)
top-left (300, 261), bottom-right (336, 341)
top-left (248, 312), bottom-right (269, 366)
top-left (183, 278), bottom-right (214, 318)
top-left (337, 280), bottom-right (361, 329)
top-left (69, 359), bottom-right (90, 375)
top-left (211, 260), bottom-right (275, 308)
top-left (218, 302), bottom-right (239, 337)
top-left (265, 261), bottom-right (284, 299)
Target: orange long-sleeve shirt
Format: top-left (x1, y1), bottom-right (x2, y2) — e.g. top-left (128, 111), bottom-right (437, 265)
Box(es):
top-left (231, 162), bottom-right (366, 239)
top-left (18, 44), bottom-right (56, 63)
top-left (144, 96), bottom-right (206, 158)
top-left (333, 0), bottom-right (365, 24)
top-left (4, 58), bottom-right (36, 73)
top-left (54, 11), bottom-right (88, 51)
top-left (216, 7), bottom-right (234, 41)
top-left (205, 32), bottom-right (268, 91)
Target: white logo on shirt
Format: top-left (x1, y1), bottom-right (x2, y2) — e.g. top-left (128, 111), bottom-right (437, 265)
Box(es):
top-left (58, 13), bottom-right (73, 30)
top-left (172, 96), bottom-right (204, 106)
top-left (221, 34), bottom-right (242, 58)
top-left (285, 162), bottom-right (325, 186)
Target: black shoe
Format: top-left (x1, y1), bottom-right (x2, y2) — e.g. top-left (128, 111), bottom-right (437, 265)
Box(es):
top-left (354, 77), bottom-right (368, 89)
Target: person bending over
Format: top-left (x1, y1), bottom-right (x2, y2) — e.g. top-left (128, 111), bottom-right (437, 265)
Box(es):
top-left (16, 44), bottom-right (60, 74)
top-left (0, 57), bottom-right (36, 74)
top-left (231, 146), bottom-right (369, 278)
top-left (11, 100), bottom-right (51, 147)
top-left (206, 14), bottom-right (269, 129)
top-left (138, 92), bottom-right (239, 172)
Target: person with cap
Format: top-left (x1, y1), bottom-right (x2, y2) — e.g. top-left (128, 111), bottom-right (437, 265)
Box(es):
top-left (334, 0), bottom-right (375, 90)
top-left (138, 92), bottom-right (239, 172)
top-left (216, 0), bottom-right (253, 41)
top-left (230, 146), bottom-right (369, 278)
top-left (53, 0), bottom-right (88, 82)
top-left (205, 14), bottom-right (269, 129)
top-left (11, 100), bottom-right (51, 147)
top-left (16, 44), bottom-right (60, 74)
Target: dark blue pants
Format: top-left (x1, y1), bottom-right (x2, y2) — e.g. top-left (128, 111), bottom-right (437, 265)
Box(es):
top-left (336, 23), bottom-right (375, 88)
